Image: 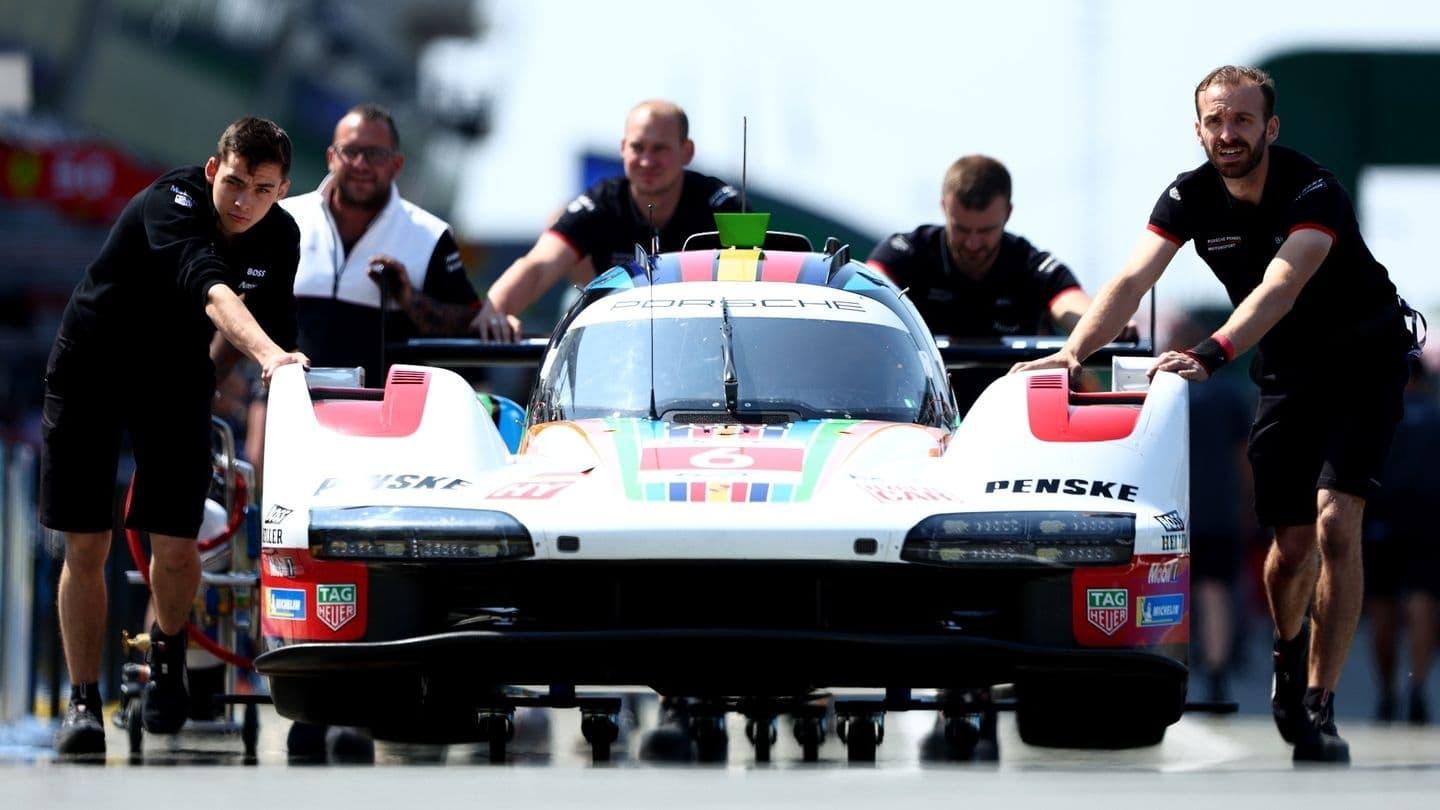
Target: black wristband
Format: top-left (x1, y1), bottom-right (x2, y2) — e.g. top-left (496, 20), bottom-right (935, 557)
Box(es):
top-left (1184, 338), bottom-right (1228, 374)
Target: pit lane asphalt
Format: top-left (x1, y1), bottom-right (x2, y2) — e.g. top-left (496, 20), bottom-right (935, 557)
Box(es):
top-left (3, 707), bottom-right (1438, 809)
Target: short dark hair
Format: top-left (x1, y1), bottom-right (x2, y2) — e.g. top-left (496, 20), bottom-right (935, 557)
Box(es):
top-left (215, 116), bottom-right (292, 177)
top-left (1195, 65), bottom-right (1276, 120)
top-left (942, 155), bottom-right (1011, 210)
top-left (345, 103), bottom-right (401, 150)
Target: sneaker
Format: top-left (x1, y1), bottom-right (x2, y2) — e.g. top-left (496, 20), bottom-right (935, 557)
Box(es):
top-left (55, 697), bottom-right (106, 758)
top-left (141, 623), bottom-right (190, 735)
top-left (1293, 688), bottom-right (1350, 765)
top-left (1271, 618), bottom-right (1310, 744)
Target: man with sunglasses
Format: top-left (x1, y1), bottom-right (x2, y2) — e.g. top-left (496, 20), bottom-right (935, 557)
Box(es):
top-left (281, 103), bottom-right (481, 386)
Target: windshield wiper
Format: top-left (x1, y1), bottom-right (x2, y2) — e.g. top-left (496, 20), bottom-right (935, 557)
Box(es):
top-left (720, 298), bottom-right (740, 416)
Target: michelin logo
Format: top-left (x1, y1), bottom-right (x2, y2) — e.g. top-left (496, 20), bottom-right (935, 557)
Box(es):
top-left (1137, 593), bottom-right (1184, 627)
top-left (266, 587), bottom-right (306, 621)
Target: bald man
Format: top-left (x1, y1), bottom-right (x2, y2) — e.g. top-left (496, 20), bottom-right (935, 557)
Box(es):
top-left (476, 100), bottom-right (739, 340)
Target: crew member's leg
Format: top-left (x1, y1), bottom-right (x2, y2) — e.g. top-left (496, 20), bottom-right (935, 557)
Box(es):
top-left (1404, 590), bottom-right (1436, 724)
top-left (129, 376), bottom-right (213, 734)
top-left (1310, 489), bottom-right (1365, 691)
top-left (148, 535), bottom-right (203, 635)
top-left (57, 532), bottom-right (112, 688)
top-left (1249, 389), bottom-right (1324, 749)
top-left (40, 341), bottom-right (123, 756)
top-left (1264, 524), bottom-right (1317, 644)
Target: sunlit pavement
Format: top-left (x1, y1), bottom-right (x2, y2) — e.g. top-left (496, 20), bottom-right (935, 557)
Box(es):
top-left (2, 703), bottom-right (1439, 810)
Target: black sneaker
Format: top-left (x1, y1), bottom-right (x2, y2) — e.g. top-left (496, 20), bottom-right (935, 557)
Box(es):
top-left (1293, 688), bottom-right (1350, 765)
top-left (141, 623), bottom-right (190, 735)
top-left (55, 698), bottom-right (106, 758)
top-left (1271, 618), bottom-right (1310, 744)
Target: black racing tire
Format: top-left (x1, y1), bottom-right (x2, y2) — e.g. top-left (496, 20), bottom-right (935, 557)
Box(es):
top-left (1015, 673), bottom-right (1183, 749)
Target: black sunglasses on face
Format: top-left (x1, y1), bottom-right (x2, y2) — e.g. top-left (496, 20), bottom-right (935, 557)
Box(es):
top-left (332, 144), bottom-right (397, 163)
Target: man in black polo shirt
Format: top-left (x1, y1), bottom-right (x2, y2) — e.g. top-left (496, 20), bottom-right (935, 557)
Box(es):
top-left (870, 155), bottom-right (1113, 409)
top-left (1014, 66), bottom-right (1416, 763)
top-left (475, 100), bottom-right (739, 340)
top-left (867, 155), bottom-right (1090, 338)
top-left (42, 118), bottom-right (308, 756)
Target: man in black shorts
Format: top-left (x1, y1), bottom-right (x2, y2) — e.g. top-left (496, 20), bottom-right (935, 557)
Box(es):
top-left (1013, 65), bottom-right (1415, 763)
top-left (475, 100), bottom-right (739, 340)
top-left (868, 155), bottom-right (1116, 408)
top-left (42, 117), bottom-right (308, 756)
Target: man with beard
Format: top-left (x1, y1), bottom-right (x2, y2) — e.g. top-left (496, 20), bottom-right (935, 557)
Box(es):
top-left (1013, 65), bottom-right (1418, 764)
top-left (868, 155), bottom-right (1108, 409)
top-left (474, 100), bottom-right (739, 341)
top-left (282, 104), bottom-right (480, 385)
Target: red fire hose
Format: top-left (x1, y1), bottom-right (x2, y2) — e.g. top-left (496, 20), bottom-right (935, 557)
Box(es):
top-left (123, 478), bottom-right (256, 671)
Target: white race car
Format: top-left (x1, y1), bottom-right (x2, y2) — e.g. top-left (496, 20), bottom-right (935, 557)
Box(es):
top-left (254, 228), bottom-right (1189, 762)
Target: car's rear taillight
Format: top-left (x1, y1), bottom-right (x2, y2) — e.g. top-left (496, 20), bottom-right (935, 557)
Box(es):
top-left (309, 506), bottom-right (534, 561)
top-left (902, 511), bottom-right (1134, 566)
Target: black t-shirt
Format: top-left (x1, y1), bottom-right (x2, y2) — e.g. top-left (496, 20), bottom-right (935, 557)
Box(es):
top-left (57, 165), bottom-right (298, 372)
top-left (1148, 145), bottom-right (1408, 385)
top-left (866, 225), bottom-right (1081, 337)
top-left (295, 230), bottom-right (476, 386)
top-left (549, 170), bottom-right (740, 271)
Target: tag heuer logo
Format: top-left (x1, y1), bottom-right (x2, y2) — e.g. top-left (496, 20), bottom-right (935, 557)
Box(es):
top-left (1087, 588), bottom-right (1128, 636)
top-left (316, 583), bottom-right (357, 631)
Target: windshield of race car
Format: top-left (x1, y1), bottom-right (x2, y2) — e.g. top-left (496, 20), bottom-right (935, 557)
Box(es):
top-left (533, 282), bottom-right (947, 425)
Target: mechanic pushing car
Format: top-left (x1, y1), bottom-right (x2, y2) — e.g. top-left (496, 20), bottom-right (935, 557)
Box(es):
top-left (474, 99), bottom-right (741, 341)
top-left (866, 154), bottom-right (1093, 339)
top-left (42, 117), bottom-right (308, 757)
top-left (867, 154), bottom-right (1128, 408)
top-left (1013, 65), bottom-right (1419, 764)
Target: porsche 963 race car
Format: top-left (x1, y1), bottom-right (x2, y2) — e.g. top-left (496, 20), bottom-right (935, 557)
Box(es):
top-left (254, 218), bottom-right (1190, 762)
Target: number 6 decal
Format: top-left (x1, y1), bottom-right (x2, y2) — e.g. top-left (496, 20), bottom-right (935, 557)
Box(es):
top-left (688, 447), bottom-right (754, 469)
